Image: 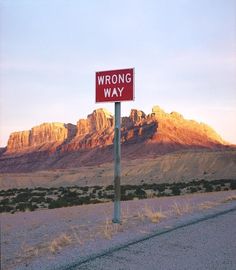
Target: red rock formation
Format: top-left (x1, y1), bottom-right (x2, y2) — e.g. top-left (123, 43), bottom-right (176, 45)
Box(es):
top-left (30, 123), bottom-right (68, 145)
top-left (0, 106), bottom-right (231, 172)
top-left (6, 123), bottom-right (76, 154)
top-left (7, 131), bottom-right (30, 152)
top-left (129, 109), bottom-right (146, 123)
top-left (149, 106), bottom-right (225, 147)
top-left (76, 108), bottom-right (113, 136)
top-left (66, 109), bottom-right (114, 150)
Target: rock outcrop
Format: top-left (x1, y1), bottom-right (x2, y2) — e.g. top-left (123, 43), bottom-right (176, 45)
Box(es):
top-left (7, 130), bottom-right (31, 152)
top-left (0, 106), bottom-right (231, 173)
top-left (77, 108), bottom-right (113, 136)
top-left (6, 123), bottom-right (77, 153)
top-left (149, 106), bottom-right (225, 147)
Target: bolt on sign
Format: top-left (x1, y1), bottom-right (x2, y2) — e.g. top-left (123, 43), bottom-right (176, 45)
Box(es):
top-left (96, 68), bottom-right (134, 102)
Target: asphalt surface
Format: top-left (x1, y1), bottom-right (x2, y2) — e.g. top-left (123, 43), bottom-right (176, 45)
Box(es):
top-left (75, 209), bottom-right (236, 270)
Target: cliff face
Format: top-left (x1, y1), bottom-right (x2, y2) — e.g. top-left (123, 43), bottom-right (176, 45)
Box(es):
top-left (6, 123), bottom-right (77, 153)
top-left (77, 108), bottom-right (113, 136)
top-left (0, 106), bottom-right (231, 172)
top-left (149, 106), bottom-right (225, 146)
top-left (64, 109), bottom-right (114, 151)
top-left (7, 131), bottom-right (31, 152)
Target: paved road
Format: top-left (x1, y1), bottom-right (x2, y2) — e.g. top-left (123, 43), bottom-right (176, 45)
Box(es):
top-left (76, 210), bottom-right (236, 270)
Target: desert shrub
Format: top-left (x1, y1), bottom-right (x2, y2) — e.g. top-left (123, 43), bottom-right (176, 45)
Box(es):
top-left (31, 192), bottom-right (47, 197)
top-left (14, 192), bottom-right (32, 203)
top-left (142, 183), bottom-right (160, 190)
top-left (79, 196), bottom-right (91, 204)
top-left (197, 186), bottom-right (203, 191)
top-left (97, 191), bottom-right (103, 198)
top-left (89, 199), bottom-right (101, 204)
top-left (0, 205), bottom-right (14, 212)
top-left (60, 187), bottom-right (69, 194)
top-left (121, 193), bottom-right (135, 201)
top-left (30, 196), bottom-right (46, 203)
top-left (156, 192), bottom-right (165, 197)
top-left (105, 185), bottom-right (114, 191)
top-left (58, 187), bottom-right (66, 192)
top-left (174, 182), bottom-right (187, 189)
top-left (149, 183), bottom-right (161, 191)
top-left (211, 180), bottom-right (220, 185)
top-left (230, 181), bottom-right (236, 190)
top-left (28, 204), bottom-right (38, 211)
top-left (135, 187), bottom-right (146, 198)
top-left (0, 198), bottom-right (10, 205)
top-left (49, 195), bottom-right (89, 207)
top-left (123, 184), bottom-right (137, 190)
top-left (120, 186), bottom-right (126, 196)
top-left (36, 187), bottom-right (48, 191)
top-left (189, 180), bottom-right (197, 186)
top-left (32, 187), bottom-right (47, 193)
top-left (199, 179), bottom-right (207, 185)
top-left (103, 192), bottom-right (114, 200)
top-left (90, 194), bottom-right (96, 199)
top-left (15, 202), bottom-right (33, 211)
top-left (46, 197), bottom-right (53, 203)
top-left (204, 183), bottom-right (213, 192)
top-left (157, 184), bottom-right (166, 192)
top-left (47, 188), bottom-right (57, 195)
top-left (171, 186), bottom-right (181, 196)
top-left (190, 187), bottom-right (198, 193)
top-left (1, 189), bottom-right (16, 196)
top-left (60, 191), bottom-right (82, 206)
top-left (92, 185), bottom-right (102, 190)
top-left (141, 183), bottom-right (150, 189)
top-left (48, 198), bottom-right (68, 209)
top-left (63, 191), bottom-right (78, 198)
top-left (81, 186), bottom-right (89, 192)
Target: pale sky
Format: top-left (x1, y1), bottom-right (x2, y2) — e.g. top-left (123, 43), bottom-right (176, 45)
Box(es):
top-left (1, 0), bottom-right (236, 147)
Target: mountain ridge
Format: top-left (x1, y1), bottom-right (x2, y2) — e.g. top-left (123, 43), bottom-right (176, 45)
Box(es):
top-left (0, 106), bottom-right (233, 173)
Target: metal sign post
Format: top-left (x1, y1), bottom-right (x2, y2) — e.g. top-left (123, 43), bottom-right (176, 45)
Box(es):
top-left (95, 68), bottom-right (134, 224)
top-left (113, 102), bottom-right (121, 223)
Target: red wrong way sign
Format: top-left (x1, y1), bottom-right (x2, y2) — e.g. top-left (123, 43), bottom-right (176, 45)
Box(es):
top-left (96, 68), bottom-right (134, 102)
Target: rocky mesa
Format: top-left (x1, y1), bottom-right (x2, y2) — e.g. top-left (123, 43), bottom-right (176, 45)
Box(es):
top-left (0, 106), bottom-right (232, 173)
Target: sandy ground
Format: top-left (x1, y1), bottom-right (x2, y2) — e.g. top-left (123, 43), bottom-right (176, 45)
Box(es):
top-left (1, 190), bottom-right (236, 270)
top-left (78, 208), bottom-right (236, 270)
top-left (1, 150), bottom-right (236, 190)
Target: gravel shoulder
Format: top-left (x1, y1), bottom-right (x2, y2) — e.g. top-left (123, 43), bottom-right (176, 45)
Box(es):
top-left (78, 206), bottom-right (236, 270)
top-left (1, 190), bottom-right (236, 270)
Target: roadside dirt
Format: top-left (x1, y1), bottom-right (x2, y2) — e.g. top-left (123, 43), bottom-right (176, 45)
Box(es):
top-left (1, 190), bottom-right (236, 270)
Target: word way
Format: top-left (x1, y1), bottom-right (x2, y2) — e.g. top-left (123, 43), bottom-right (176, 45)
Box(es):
top-left (103, 87), bottom-right (124, 98)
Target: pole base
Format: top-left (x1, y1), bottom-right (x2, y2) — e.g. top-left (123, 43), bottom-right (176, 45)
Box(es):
top-left (112, 218), bottom-right (121, 224)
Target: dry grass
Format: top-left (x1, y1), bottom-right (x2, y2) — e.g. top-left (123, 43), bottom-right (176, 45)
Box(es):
top-left (49, 233), bottom-right (72, 254)
top-left (20, 243), bottom-right (39, 259)
top-left (222, 195), bottom-right (236, 203)
top-left (103, 218), bottom-right (119, 240)
top-left (121, 206), bottom-right (131, 223)
top-left (71, 226), bottom-right (83, 245)
top-left (101, 205), bottom-right (166, 240)
top-left (198, 201), bottom-right (218, 210)
top-left (126, 205), bottom-right (166, 223)
top-left (143, 205), bottom-right (166, 223)
top-left (137, 210), bottom-right (145, 221)
top-left (171, 202), bottom-right (192, 216)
